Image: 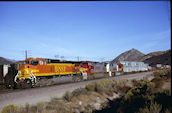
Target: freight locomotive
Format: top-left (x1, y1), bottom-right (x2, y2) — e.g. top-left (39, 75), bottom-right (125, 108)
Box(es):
top-left (14, 57), bottom-right (123, 88)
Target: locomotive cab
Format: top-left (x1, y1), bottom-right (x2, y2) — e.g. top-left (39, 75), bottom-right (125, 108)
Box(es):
top-left (15, 58), bottom-right (47, 88)
top-left (18, 58), bottom-right (43, 79)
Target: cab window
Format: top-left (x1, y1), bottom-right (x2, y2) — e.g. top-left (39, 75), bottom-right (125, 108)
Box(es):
top-left (31, 61), bottom-right (39, 65)
top-left (40, 61), bottom-right (46, 65)
top-left (81, 63), bottom-right (88, 66)
top-left (25, 61), bottom-right (30, 64)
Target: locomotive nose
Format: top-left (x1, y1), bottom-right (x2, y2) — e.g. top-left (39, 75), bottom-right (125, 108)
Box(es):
top-left (19, 69), bottom-right (28, 77)
top-left (22, 70), bottom-right (27, 75)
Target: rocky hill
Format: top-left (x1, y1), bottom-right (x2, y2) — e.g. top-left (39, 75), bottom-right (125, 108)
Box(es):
top-left (111, 48), bottom-right (145, 63)
top-left (138, 50), bottom-right (168, 62)
top-left (0, 57), bottom-right (13, 65)
top-left (142, 50), bottom-right (171, 66)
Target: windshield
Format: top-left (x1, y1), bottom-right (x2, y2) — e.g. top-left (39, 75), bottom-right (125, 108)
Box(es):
top-left (81, 63), bottom-right (88, 66)
top-left (31, 61), bottom-right (39, 65)
top-left (25, 61), bottom-right (30, 64)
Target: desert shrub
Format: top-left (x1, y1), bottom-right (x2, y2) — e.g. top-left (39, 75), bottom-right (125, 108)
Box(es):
top-left (112, 79), bottom-right (130, 94)
top-left (137, 101), bottom-right (162, 113)
top-left (151, 77), bottom-right (163, 89)
top-left (24, 103), bottom-right (30, 113)
top-left (154, 91), bottom-right (171, 113)
top-left (132, 79), bottom-right (155, 88)
top-left (72, 88), bottom-right (89, 97)
top-left (62, 91), bottom-right (73, 102)
top-left (116, 79), bottom-right (171, 113)
top-left (46, 99), bottom-right (65, 111)
top-left (36, 101), bottom-right (45, 112)
top-left (94, 79), bottom-right (114, 95)
top-left (85, 79), bottom-right (113, 95)
top-left (112, 79), bottom-right (128, 87)
top-left (127, 80), bottom-right (155, 100)
top-left (85, 82), bottom-right (97, 91)
top-left (48, 96), bottom-right (62, 106)
top-left (153, 69), bottom-right (171, 80)
top-left (151, 69), bottom-right (171, 90)
top-left (86, 78), bottom-right (130, 96)
top-left (117, 80), bottom-right (156, 113)
top-left (62, 88), bottom-right (89, 102)
top-left (1, 104), bottom-right (22, 113)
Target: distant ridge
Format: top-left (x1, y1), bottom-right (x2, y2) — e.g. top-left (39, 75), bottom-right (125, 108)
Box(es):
top-left (111, 48), bottom-right (145, 63)
top-left (141, 50), bottom-right (171, 66)
top-left (138, 50), bottom-right (169, 62)
top-left (0, 57), bottom-right (13, 65)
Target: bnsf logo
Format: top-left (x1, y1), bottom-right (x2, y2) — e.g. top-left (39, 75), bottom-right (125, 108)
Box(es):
top-left (55, 66), bottom-right (66, 72)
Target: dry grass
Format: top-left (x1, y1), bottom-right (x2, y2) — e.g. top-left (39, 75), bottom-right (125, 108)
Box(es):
top-left (1, 104), bottom-right (22, 113)
top-left (85, 78), bottom-right (130, 96)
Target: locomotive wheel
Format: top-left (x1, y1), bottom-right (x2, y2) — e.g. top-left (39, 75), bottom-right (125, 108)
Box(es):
top-left (13, 82), bottom-right (18, 89)
top-left (24, 79), bottom-right (32, 88)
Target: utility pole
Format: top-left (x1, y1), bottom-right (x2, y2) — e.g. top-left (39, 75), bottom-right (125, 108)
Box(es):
top-left (25, 50), bottom-right (27, 60)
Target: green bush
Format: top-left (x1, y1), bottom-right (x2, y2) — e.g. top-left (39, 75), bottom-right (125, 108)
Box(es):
top-left (1, 104), bottom-right (22, 113)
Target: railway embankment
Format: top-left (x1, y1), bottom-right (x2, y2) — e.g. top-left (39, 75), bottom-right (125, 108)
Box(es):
top-left (1, 71), bottom-right (169, 113)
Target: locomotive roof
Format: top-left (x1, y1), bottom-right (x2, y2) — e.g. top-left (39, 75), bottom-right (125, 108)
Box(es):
top-left (25, 58), bottom-right (105, 64)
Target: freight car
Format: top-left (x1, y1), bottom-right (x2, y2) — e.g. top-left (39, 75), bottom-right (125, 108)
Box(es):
top-left (0, 64), bottom-right (18, 89)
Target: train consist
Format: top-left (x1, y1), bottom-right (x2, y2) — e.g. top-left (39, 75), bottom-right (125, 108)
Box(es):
top-left (0, 57), bottom-right (150, 89)
top-left (14, 57), bottom-right (123, 88)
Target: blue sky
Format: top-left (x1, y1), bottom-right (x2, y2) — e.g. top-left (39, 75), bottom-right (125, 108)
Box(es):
top-left (0, 1), bottom-right (171, 61)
